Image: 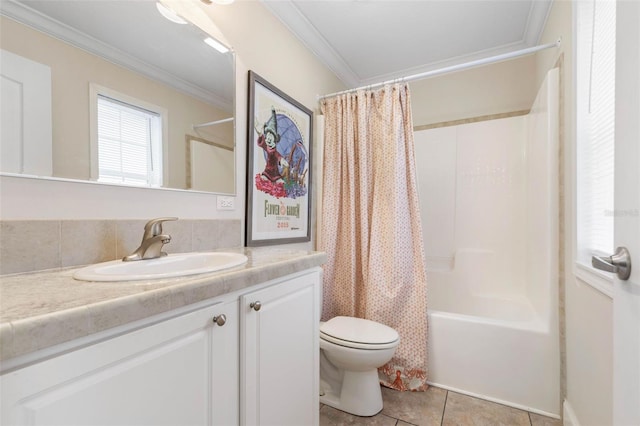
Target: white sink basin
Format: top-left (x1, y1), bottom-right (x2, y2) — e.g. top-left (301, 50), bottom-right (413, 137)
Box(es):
top-left (73, 252), bottom-right (248, 282)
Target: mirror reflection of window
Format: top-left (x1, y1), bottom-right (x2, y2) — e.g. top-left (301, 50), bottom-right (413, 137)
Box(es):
top-left (97, 95), bottom-right (163, 186)
top-left (90, 84), bottom-right (168, 187)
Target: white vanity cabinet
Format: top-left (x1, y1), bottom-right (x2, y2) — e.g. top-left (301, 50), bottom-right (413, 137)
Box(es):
top-left (0, 298), bottom-right (239, 426)
top-left (0, 268), bottom-right (321, 426)
top-left (241, 271), bottom-right (320, 426)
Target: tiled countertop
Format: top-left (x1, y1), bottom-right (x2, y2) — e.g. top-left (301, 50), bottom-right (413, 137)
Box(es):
top-left (0, 247), bottom-right (326, 363)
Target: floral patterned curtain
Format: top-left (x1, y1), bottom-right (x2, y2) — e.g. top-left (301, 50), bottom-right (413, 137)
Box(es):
top-left (320, 84), bottom-right (429, 391)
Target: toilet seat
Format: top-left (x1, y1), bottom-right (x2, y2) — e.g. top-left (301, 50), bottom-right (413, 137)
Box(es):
top-left (320, 316), bottom-right (399, 350)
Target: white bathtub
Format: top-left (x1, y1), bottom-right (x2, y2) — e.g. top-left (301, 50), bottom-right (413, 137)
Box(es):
top-left (427, 293), bottom-right (560, 417)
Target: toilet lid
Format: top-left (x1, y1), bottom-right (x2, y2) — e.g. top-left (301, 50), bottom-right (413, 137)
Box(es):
top-left (320, 316), bottom-right (399, 346)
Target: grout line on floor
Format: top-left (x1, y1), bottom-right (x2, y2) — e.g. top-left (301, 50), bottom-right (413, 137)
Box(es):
top-left (380, 413), bottom-right (400, 423)
top-left (528, 412), bottom-right (533, 426)
top-left (440, 389), bottom-right (449, 426)
top-left (447, 389), bottom-right (538, 416)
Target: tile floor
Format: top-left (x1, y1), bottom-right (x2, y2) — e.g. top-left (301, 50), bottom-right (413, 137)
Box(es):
top-left (319, 386), bottom-right (563, 426)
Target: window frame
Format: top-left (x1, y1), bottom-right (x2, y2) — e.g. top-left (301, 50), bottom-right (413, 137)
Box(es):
top-left (89, 84), bottom-right (168, 187)
top-left (573, 0), bottom-right (616, 297)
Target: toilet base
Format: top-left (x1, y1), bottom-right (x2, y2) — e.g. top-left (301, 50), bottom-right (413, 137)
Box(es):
top-left (319, 369), bottom-right (383, 417)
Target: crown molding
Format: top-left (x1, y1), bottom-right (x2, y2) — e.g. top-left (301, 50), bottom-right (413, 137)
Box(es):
top-left (523, 0), bottom-right (553, 46)
top-left (357, 39), bottom-right (530, 87)
top-left (263, 0), bottom-right (553, 90)
top-left (261, 0), bottom-right (360, 88)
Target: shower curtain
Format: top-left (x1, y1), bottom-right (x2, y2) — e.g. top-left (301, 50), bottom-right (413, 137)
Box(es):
top-left (320, 84), bottom-right (429, 391)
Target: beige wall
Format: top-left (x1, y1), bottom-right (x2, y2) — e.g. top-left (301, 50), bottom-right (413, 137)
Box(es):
top-left (204, 1), bottom-right (344, 116)
top-left (204, 1), bottom-right (345, 250)
top-left (0, 16), bottom-right (231, 190)
top-left (0, 0), bottom-right (345, 246)
top-left (410, 54), bottom-right (537, 127)
top-left (535, 1), bottom-right (614, 425)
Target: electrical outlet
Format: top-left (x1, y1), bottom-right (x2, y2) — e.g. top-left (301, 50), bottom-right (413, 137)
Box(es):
top-left (217, 196), bottom-right (235, 210)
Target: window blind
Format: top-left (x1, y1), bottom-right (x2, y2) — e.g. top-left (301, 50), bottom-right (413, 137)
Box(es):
top-left (97, 95), bottom-right (162, 186)
top-left (577, 0), bottom-right (616, 264)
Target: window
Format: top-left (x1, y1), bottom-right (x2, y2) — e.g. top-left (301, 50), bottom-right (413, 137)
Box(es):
top-left (576, 0), bottom-right (616, 287)
top-left (91, 86), bottom-right (165, 187)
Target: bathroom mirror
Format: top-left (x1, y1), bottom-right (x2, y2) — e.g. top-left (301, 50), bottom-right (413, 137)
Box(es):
top-left (0, 0), bottom-right (236, 194)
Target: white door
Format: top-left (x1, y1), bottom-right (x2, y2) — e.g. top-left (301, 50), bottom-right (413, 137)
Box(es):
top-left (612, 2), bottom-right (640, 424)
top-left (0, 49), bottom-right (52, 176)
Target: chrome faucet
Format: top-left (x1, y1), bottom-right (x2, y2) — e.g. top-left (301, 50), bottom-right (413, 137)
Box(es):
top-left (123, 217), bottom-right (178, 261)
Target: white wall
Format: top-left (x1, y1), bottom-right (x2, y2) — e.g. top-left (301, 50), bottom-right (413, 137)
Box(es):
top-left (415, 115), bottom-right (528, 303)
top-left (535, 1), bottom-right (614, 425)
top-left (0, 2), bottom-right (344, 248)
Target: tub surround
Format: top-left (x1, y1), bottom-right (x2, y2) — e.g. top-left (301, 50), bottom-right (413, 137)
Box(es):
top-left (417, 68), bottom-right (560, 416)
top-left (0, 247), bottom-right (326, 364)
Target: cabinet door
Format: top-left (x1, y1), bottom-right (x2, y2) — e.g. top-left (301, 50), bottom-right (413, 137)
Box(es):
top-left (1, 300), bottom-right (239, 426)
top-left (241, 272), bottom-right (320, 426)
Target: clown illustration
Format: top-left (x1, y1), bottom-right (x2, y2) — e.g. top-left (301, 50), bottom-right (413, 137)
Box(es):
top-left (254, 107), bottom-right (308, 199)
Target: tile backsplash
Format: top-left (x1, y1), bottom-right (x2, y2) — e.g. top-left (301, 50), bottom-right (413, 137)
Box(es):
top-left (0, 219), bottom-right (242, 275)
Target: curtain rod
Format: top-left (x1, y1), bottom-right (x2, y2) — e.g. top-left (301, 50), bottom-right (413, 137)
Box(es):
top-left (192, 117), bottom-right (234, 130)
top-left (318, 38), bottom-right (561, 101)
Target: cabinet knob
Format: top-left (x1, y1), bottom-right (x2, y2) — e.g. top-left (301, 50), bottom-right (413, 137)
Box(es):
top-left (249, 301), bottom-right (262, 311)
top-left (212, 314), bottom-right (227, 326)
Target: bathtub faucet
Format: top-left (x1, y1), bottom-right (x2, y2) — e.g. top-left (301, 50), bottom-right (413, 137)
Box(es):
top-left (123, 217), bottom-right (178, 261)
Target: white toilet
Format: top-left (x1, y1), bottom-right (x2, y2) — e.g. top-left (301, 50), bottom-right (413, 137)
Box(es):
top-left (319, 316), bottom-right (400, 416)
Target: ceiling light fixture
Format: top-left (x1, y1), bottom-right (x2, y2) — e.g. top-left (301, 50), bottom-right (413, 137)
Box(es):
top-left (204, 37), bottom-right (229, 53)
top-left (156, 2), bottom-right (187, 24)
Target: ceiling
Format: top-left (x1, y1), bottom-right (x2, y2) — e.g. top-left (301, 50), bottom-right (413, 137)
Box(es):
top-left (262, 0), bottom-right (553, 88)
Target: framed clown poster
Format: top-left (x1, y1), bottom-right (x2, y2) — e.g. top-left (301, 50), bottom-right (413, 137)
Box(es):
top-left (246, 71), bottom-right (313, 246)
